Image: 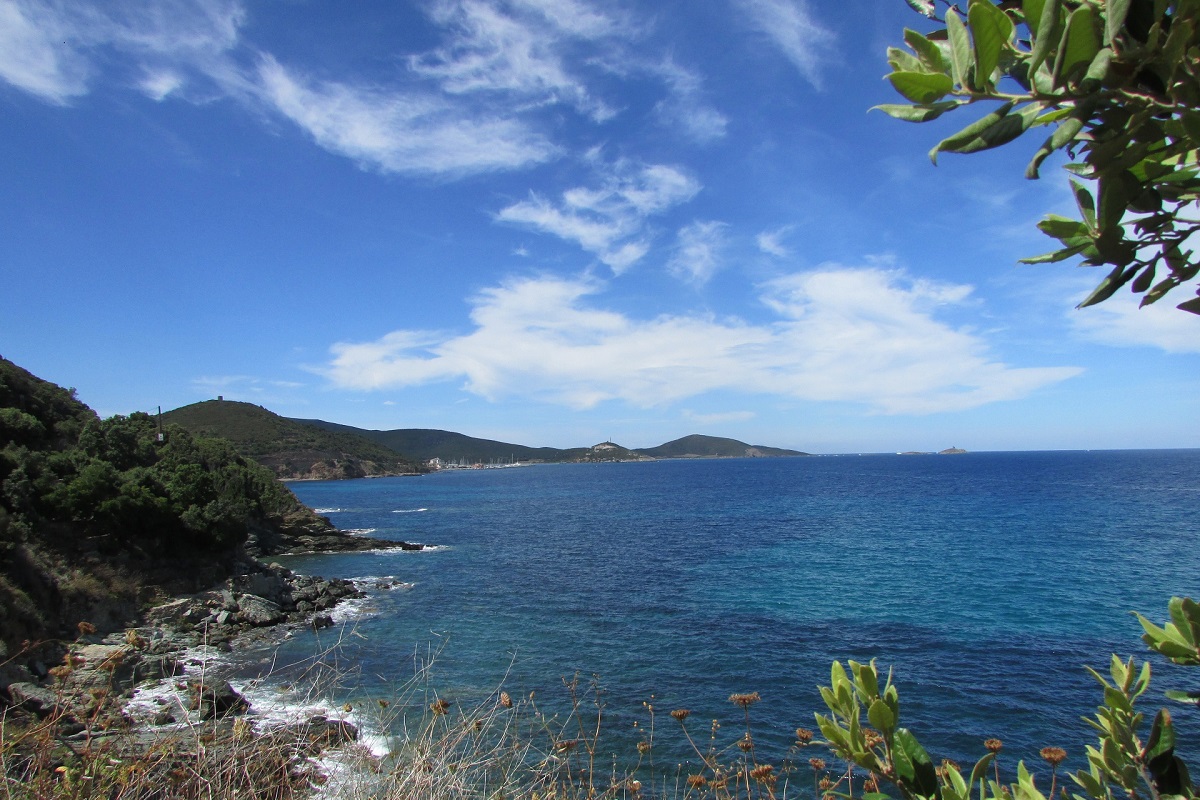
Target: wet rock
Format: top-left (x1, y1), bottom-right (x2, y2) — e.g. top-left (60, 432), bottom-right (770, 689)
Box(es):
top-left (303, 716), bottom-right (359, 749)
top-left (237, 594), bottom-right (284, 626)
top-left (311, 615), bottom-right (334, 630)
top-left (7, 682), bottom-right (63, 717)
top-left (189, 680), bottom-right (248, 720)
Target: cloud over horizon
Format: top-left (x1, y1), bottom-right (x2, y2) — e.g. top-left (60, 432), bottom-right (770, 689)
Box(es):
top-left (320, 269), bottom-right (1083, 414)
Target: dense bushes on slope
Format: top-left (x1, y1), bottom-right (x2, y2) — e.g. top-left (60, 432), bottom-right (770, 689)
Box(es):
top-left (0, 357), bottom-right (329, 649)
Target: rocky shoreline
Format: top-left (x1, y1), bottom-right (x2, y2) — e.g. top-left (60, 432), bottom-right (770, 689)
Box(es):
top-left (0, 539), bottom-right (423, 786)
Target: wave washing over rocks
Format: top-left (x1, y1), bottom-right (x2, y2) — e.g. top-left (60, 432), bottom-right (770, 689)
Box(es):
top-left (0, 547), bottom-right (432, 791)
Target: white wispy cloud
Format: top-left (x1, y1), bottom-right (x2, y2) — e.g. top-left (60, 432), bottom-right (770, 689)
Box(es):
top-left (1069, 290), bottom-right (1200, 354)
top-left (320, 269), bottom-right (1082, 414)
top-left (756, 226), bottom-right (793, 257)
top-left (0, 0), bottom-right (244, 103)
top-left (651, 59), bottom-right (728, 143)
top-left (409, 0), bottom-right (628, 121)
top-left (0, 0), bottom-right (723, 181)
top-left (732, 0), bottom-right (834, 88)
top-left (0, 0), bottom-right (88, 103)
top-left (669, 221), bottom-right (728, 284)
top-left (496, 159), bottom-right (701, 272)
top-left (257, 56), bottom-right (558, 176)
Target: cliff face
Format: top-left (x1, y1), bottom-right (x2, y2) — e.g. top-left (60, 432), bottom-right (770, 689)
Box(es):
top-left (0, 359), bottom-right (349, 650)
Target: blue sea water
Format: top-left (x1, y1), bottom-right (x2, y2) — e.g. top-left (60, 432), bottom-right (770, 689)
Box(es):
top-left (261, 451), bottom-right (1198, 774)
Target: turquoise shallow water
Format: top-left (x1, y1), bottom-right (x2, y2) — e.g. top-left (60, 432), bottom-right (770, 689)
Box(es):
top-left (262, 451), bottom-right (1198, 771)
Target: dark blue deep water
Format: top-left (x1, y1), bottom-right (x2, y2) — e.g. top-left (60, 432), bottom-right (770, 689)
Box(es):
top-left (266, 451), bottom-right (1198, 772)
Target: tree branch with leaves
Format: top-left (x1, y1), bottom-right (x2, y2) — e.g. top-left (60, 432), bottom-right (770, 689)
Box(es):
top-left (881, 0), bottom-right (1200, 314)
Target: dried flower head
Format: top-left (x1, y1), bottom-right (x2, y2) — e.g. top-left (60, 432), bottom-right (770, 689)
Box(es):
top-left (628, 779), bottom-right (642, 793)
top-left (942, 759), bottom-right (961, 772)
top-left (430, 698), bottom-right (451, 716)
top-left (737, 734), bottom-right (754, 752)
top-left (809, 757), bottom-right (827, 772)
top-left (670, 708), bottom-right (691, 722)
top-left (48, 665), bottom-right (72, 680)
top-left (729, 692), bottom-right (761, 709)
top-left (864, 728), bottom-right (885, 748)
top-left (686, 774), bottom-right (708, 789)
top-left (819, 777), bottom-right (834, 790)
top-left (556, 739), bottom-right (579, 753)
top-left (124, 629), bottom-right (147, 649)
top-left (378, 699), bottom-right (390, 708)
top-left (751, 765), bottom-right (777, 786)
top-left (77, 621), bottom-right (96, 636)
top-left (1040, 747), bottom-right (1067, 767)
top-left (985, 738), bottom-right (1003, 753)
top-left (500, 691), bottom-right (513, 708)
top-left (863, 776), bottom-right (880, 793)
top-left (637, 740), bottom-right (652, 754)
top-left (796, 727), bottom-right (815, 743)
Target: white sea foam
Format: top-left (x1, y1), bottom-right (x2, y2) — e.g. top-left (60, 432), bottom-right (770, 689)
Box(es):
top-left (124, 643), bottom-right (235, 726)
top-left (361, 543), bottom-right (446, 555)
top-left (391, 507), bottom-right (428, 513)
top-left (314, 507), bottom-right (343, 514)
top-left (343, 528), bottom-right (377, 536)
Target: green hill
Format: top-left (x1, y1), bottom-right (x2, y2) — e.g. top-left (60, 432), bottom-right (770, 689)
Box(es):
top-left (293, 421), bottom-right (805, 463)
top-left (0, 358), bottom-right (341, 648)
top-left (291, 420), bottom-right (580, 464)
top-left (165, 401), bottom-right (424, 479)
top-left (635, 434), bottom-right (808, 459)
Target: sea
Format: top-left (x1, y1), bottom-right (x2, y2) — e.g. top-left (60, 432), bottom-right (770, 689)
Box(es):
top-left (223, 450), bottom-right (1198, 780)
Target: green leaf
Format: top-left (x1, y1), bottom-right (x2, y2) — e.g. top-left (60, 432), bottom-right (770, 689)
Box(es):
top-left (888, 71), bottom-right (955, 104)
top-left (968, 753), bottom-right (995, 800)
top-left (968, 0), bottom-right (1015, 90)
top-left (1026, 115), bottom-right (1085, 178)
top-left (1106, 0), bottom-right (1133, 45)
top-left (1037, 214), bottom-right (1089, 240)
top-left (1023, 0), bottom-right (1047, 38)
top-left (895, 729), bottom-right (941, 799)
top-left (872, 102), bottom-right (960, 123)
top-left (1145, 708), bottom-right (1175, 763)
top-left (868, 698), bottom-right (896, 733)
top-left (905, 28), bottom-right (950, 73)
top-left (1054, 5), bottom-right (1101, 87)
top-left (889, 46), bottom-right (929, 73)
top-left (1020, 243), bottom-right (1088, 263)
top-left (1029, 0), bottom-right (1062, 75)
top-left (855, 660), bottom-right (880, 698)
top-left (929, 101), bottom-right (1018, 163)
top-left (1081, 46), bottom-right (1113, 90)
top-left (1078, 263), bottom-right (1139, 308)
top-left (1097, 172), bottom-right (1131, 233)
top-left (1072, 179), bottom-right (1097, 230)
top-left (1132, 263), bottom-right (1156, 293)
top-left (1164, 688), bottom-right (1200, 702)
top-left (946, 10), bottom-right (974, 89)
top-left (905, 0), bottom-right (937, 18)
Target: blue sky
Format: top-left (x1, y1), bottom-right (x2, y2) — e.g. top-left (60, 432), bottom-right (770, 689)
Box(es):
top-left (1, 0), bottom-right (1196, 453)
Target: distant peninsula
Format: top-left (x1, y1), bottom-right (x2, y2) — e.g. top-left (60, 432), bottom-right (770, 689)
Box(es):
top-left (161, 400), bottom-right (808, 478)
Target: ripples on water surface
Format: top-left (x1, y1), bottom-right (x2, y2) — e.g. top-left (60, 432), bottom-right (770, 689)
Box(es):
top-left (267, 450), bottom-right (1198, 769)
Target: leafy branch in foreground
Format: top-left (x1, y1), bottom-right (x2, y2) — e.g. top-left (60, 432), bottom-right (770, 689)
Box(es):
top-left (881, 0), bottom-right (1200, 313)
top-left (815, 596), bottom-right (1198, 800)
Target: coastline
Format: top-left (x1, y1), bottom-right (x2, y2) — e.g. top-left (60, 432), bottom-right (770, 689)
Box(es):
top-left (0, 536), bottom-right (424, 785)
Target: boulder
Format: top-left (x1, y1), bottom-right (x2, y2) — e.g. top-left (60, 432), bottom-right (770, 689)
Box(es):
top-left (237, 594), bottom-right (284, 626)
top-left (6, 682), bottom-right (62, 716)
top-left (189, 680), bottom-right (248, 720)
